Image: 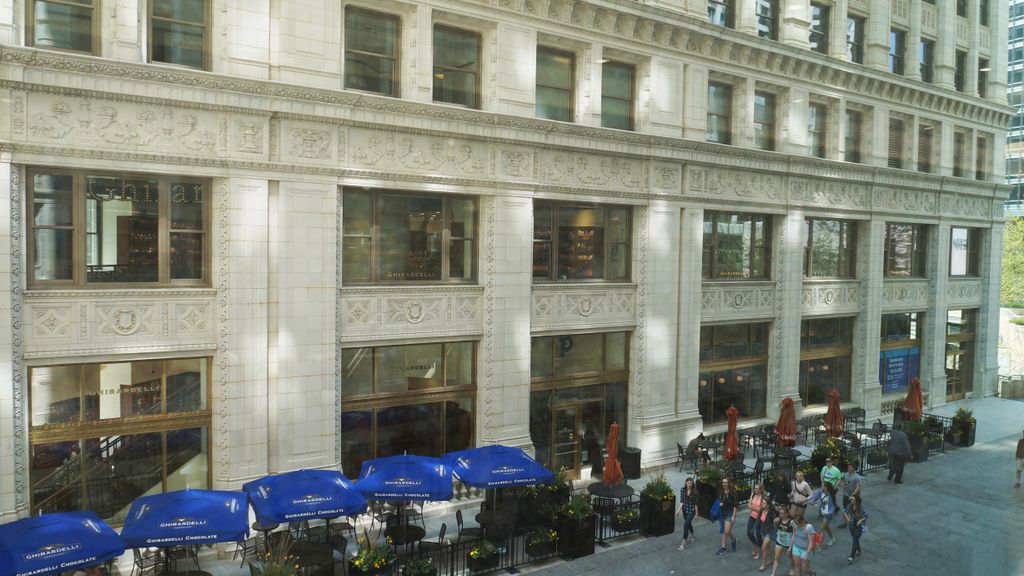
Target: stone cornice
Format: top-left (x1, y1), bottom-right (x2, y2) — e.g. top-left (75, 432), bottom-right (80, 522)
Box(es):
top-left (24, 288), bottom-right (218, 299)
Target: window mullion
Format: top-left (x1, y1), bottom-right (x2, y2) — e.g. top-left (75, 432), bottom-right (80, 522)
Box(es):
top-left (441, 198), bottom-right (451, 282)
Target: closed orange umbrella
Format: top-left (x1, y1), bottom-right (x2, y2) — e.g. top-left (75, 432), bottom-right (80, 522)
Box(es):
top-left (601, 422), bottom-right (624, 486)
top-left (724, 406), bottom-right (740, 460)
top-left (824, 388), bottom-right (844, 438)
top-left (904, 377), bottom-right (923, 421)
top-left (776, 397), bottom-right (797, 448)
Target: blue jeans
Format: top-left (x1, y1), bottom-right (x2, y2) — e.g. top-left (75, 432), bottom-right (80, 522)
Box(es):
top-left (849, 523), bottom-right (863, 557)
top-left (746, 515), bottom-right (762, 546)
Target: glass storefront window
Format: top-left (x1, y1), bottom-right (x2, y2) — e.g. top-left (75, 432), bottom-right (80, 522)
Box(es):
top-left (533, 202), bottom-right (631, 281)
top-left (803, 218), bottom-right (856, 278)
top-left (342, 189), bottom-right (476, 284)
top-left (949, 227), bottom-right (980, 276)
top-left (531, 332), bottom-right (629, 379)
top-left (702, 212), bottom-right (771, 279)
top-left (698, 322), bottom-right (769, 424)
top-left (799, 317), bottom-right (853, 405)
top-left (946, 309), bottom-right (976, 399)
top-left (29, 170), bottom-right (209, 287)
top-left (880, 312), bottom-right (922, 393)
top-left (884, 223), bottom-right (927, 277)
top-left (28, 359), bottom-right (210, 519)
top-left (342, 342), bottom-right (474, 398)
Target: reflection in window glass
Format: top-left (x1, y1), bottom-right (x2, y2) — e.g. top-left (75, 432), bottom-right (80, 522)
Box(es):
top-left (151, 0), bottom-right (206, 69)
top-left (809, 3), bottom-right (830, 53)
top-left (554, 333), bottom-right (604, 376)
top-left (433, 26), bottom-right (480, 108)
top-left (85, 176), bottom-right (159, 283)
top-left (377, 343), bottom-right (444, 394)
top-left (803, 218), bottom-right (855, 277)
top-left (753, 92), bottom-right (775, 151)
top-left (341, 348), bottom-right (374, 397)
top-left (702, 212), bottom-right (771, 279)
top-left (884, 223), bottom-right (926, 277)
top-left (445, 342), bottom-right (474, 387)
top-left (537, 47), bottom-right (574, 122)
top-left (950, 227), bottom-right (979, 277)
top-left (531, 337), bottom-right (554, 379)
top-left (698, 322), bottom-right (769, 424)
top-left (345, 7), bottom-right (399, 95)
top-left (533, 202), bottom-right (631, 281)
top-left (601, 62), bottom-right (635, 130)
top-left (708, 0), bottom-right (734, 27)
top-left (32, 0), bottom-right (94, 53)
top-left (32, 173), bottom-right (75, 281)
top-left (707, 83), bottom-right (733, 144)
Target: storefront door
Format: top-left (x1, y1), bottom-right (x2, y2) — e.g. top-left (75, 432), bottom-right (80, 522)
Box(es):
top-left (551, 400), bottom-right (605, 480)
top-left (945, 342), bottom-right (973, 400)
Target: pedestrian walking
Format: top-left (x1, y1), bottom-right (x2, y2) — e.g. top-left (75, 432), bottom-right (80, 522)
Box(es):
top-left (676, 477), bottom-right (699, 550)
top-left (771, 505), bottom-right (796, 576)
top-left (1016, 431), bottom-right (1024, 488)
top-left (819, 457), bottom-right (841, 491)
top-left (887, 422), bottom-right (912, 483)
top-left (770, 472), bottom-right (790, 508)
top-left (716, 477), bottom-right (738, 555)
top-left (789, 470), bottom-right (812, 519)
top-left (817, 482), bottom-right (837, 547)
top-left (789, 513), bottom-right (817, 576)
top-left (843, 493), bottom-right (868, 563)
top-left (758, 503), bottom-right (778, 572)
top-left (837, 462), bottom-right (862, 528)
top-left (747, 483), bottom-right (767, 560)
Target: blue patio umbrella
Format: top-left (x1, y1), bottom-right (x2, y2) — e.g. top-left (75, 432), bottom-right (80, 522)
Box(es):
top-left (445, 445), bottom-right (554, 488)
top-left (243, 469), bottom-right (368, 526)
top-left (120, 489), bottom-right (248, 548)
top-left (356, 454), bottom-right (453, 501)
top-left (0, 511), bottom-right (125, 576)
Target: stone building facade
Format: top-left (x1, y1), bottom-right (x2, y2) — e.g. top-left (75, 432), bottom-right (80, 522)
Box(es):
top-left (0, 0), bottom-right (1010, 522)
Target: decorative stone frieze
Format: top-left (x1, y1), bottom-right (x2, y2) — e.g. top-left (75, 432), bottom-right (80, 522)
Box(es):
top-left (939, 193), bottom-right (993, 220)
top-left (689, 166), bottom-right (786, 203)
top-left (945, 279), bottom-right (984, 307)
top-left (348, 127), bottom-right (492, 178)
top-left (801, 281), bottom-right (861, 315)
top-left (23, 290), bottom-right (217, 358)
top-left (530, 283), bottom-right (637, 332)
top-left (880, 281), bottom-right (930, 311)
top-left (871, 188), bottom-right (939, 215)
top-left (339, 286), bottom-right (484, 343)
top-left (700, 282), bottom-right (776, 322)
top-left (790, 178), bottom-right (869, 211)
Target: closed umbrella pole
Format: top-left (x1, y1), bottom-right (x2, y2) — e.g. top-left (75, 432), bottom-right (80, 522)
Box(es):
top-left (824, 388), bottom-right (844, 438)
top-left (601, 422), bottom-right (624, 486)
top-left (724, 406), bottom-right (740, 460)
top-left (776, 397), bottom-right (798, 448)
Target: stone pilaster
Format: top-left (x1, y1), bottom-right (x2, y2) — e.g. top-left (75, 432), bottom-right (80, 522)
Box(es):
top-left (682, 64), bottom-right (709, 140)
top-left (829, 0), bottom-right (850, 61)
top-left (975, 224), bottom-right (1003, 397)
top-left (854, 219), bottom-right (885, 420)
top-left (0, 160), bottom-right (18, 521)
top-left (678, 207), bottom-right (704, 430)
top-left (495, 23), bottom-right (536, 117)
top-left (935, 0), bottom-right (956, 89)
top-left (865, 0), bottom-right (891, 70)
top-left (907, 0), bottom-right (923, 81)
top-left (771, 210), bottom-right (804, 415)
top-left (781, 0), bottom-right (811, 48)
top-left (922, 223), bottom-right (951, 408)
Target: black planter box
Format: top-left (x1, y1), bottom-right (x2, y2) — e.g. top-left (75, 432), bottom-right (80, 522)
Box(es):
top-left (466, 554), bottom-right (499, 573)
top-left (958, 423), bottom-right (977, 447)
top-left (639, 494), bottom-right (676, 536)
top-left (696, 482), bottom-right (717, 520)
top-left (866, 451), bottom-right (887, 466)
top-left (611, 516), bottom-right (638, 532)
top-left (556, 514), bottom-right (596, 559)
top-left (348, 562), bottom-right (390, 576)
top-left (909, 435), bottom-right (928, 462)
top-left (525, 540), bottom-right (556, 557)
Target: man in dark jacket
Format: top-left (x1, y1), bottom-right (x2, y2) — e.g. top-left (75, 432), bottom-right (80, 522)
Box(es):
top-left (887, 423), bottom-right (912, 483)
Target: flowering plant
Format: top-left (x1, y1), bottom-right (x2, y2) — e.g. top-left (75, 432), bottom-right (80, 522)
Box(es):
top-left (560, 493), bottom-right (594, 519)
top-left (613, 508), bottom-right (638, 524)
top-left (526, 527), bottom-right (559, 545)
top-left (350, 534), bottom-right (395, 571)
top-left (953, 406), bottom-right (976, 427)
top-left (468, 539), bottom-right (497, 559)
top-left (403, 558), bottom-right (435, 576)
top-left (254, 532), bottom-right (298, 576)
top-left (540, 467), bottom-right (569, 492)
top-left (640, 473), bottom-right (674, 501)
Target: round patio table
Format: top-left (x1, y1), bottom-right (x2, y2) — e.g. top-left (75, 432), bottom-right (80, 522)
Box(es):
top-left (475, 510), bottom-right (515, 534)
top-left (384, 524), bottom-right (425, 550)
top-left (291, 540), bottom-right (333, 575)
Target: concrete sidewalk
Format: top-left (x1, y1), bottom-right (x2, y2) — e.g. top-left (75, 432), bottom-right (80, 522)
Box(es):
top-left (179, 396), bottom-right (1024, 576)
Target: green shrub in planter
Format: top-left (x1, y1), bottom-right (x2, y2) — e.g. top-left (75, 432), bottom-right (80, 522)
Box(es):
top-left (639, 473), bottom-right (676, 536)
top-left (402, 558), bottom-right (437, 576)
top-left (611, 508), bottom-right (638, 532)
top-left (952, 407), bottom-right (977, 447)
top-left (525, 527), bottom-right (558, 557)
top-left (557, 495), bottom-right (596, 559)
top-left (466, 539), bottom-right (499, 572)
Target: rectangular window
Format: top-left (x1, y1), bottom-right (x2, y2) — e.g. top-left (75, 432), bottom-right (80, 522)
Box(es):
top-left (809, 4), bottom-right (830, 54)
top-left (601, 61), bottom-right (634, 131)
top-left (976, 136), bottom-right (988, 180)
top-left (956, 0), bottom-right (967, 17)
top-left (889, 30), bottom-right (906, 75)
top-left (433, 25), bottom-right (480, 108)
top-left (344, 7), bottom-right (399, 96)
top-left (536, 47), bottom-right (574, 122)
top-left (980, 0), bottom-right (989, 25)
top-left (955, 50), bottom-right (967, 92)
top-left (917, 124), bottom-right (933, 173)
top-left (880, 312), bottom-right (921, 393)
top-left (803, 218), bottom-right (856, 278)
top-left (753, 92), bottom-right (776, 151)
top-left (884, 223), bottom-right (927, 277)
top-left (844, 109), bottom-right (863, 163)
top-left (949, 227), bottom-right (980, 276)
top-left (28, 170), bottom-right (208, 287)
top-left (888, 118), bottom-right (905, 169)
top-left (149, 0), bottom-right (207, 69)
top-left (846, 16), bottom-right (864, 63)
top-left (953, 131), bottom-right (967, 177)
top-left (29, 0), bottom-right (95, 53)
top-left (702, 212), bottom-right (771, 279)
top-left (920, 40), bottom-right (934, 83)
top-left (978, 58), bottom-right (989, 98)
top-left (698, 323), bottom-right (769, 425)
top-left (533, 202), bottom-right (631, 281)
top-left (807, 103), bottom-right (827, 158)
top-left (341, 342), bottom-right (476, 476)
top-left (755, 0), bottom-right (778, 39)
top-left (342, 189), bottom-right (476, 284)
top-left (708, 0), bottom-right (734, 27)
top-left (707, 82), bottom-right (733, 145)
top-left (799, 317), bottom-right (854, 406)
top-left (29, 358), bottom-right (211, 520)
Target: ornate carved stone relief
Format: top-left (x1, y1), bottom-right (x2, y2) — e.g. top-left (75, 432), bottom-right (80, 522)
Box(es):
top-left (499, 147), bottom-right (533, 178)
top-left (700, 283), bottom-right (775, 322)
top-left (650, 161), bottom-right (683, 195)
top-left (871, 188), bottom-right (938, 214)
top-left (535, 151), bottom-right (643, 192)
top-left (25, 95), bottom-right (223, 154)
top-left (790, 178), bottom-right (868, 210)
top-left (800, 282), bottom-right (860, 315)
top-left (283, 123), bottom-right (334, 161)
top-left (693, 167), bottom-right (784, 202)
top-left (945, 280), bottom-right (984, 306)
top-left (339, 286), bottom-right (484, 343)
top-left (940, 193), bottom-right (991, 219)
top-left (348, 128), bottom-right (492, 178)
top-left (880, 281), bottom-right (929, 311)
top-left (530, 284), bottom-right (637, 331)
top-left (23, 292), bottom-right (217, 358)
